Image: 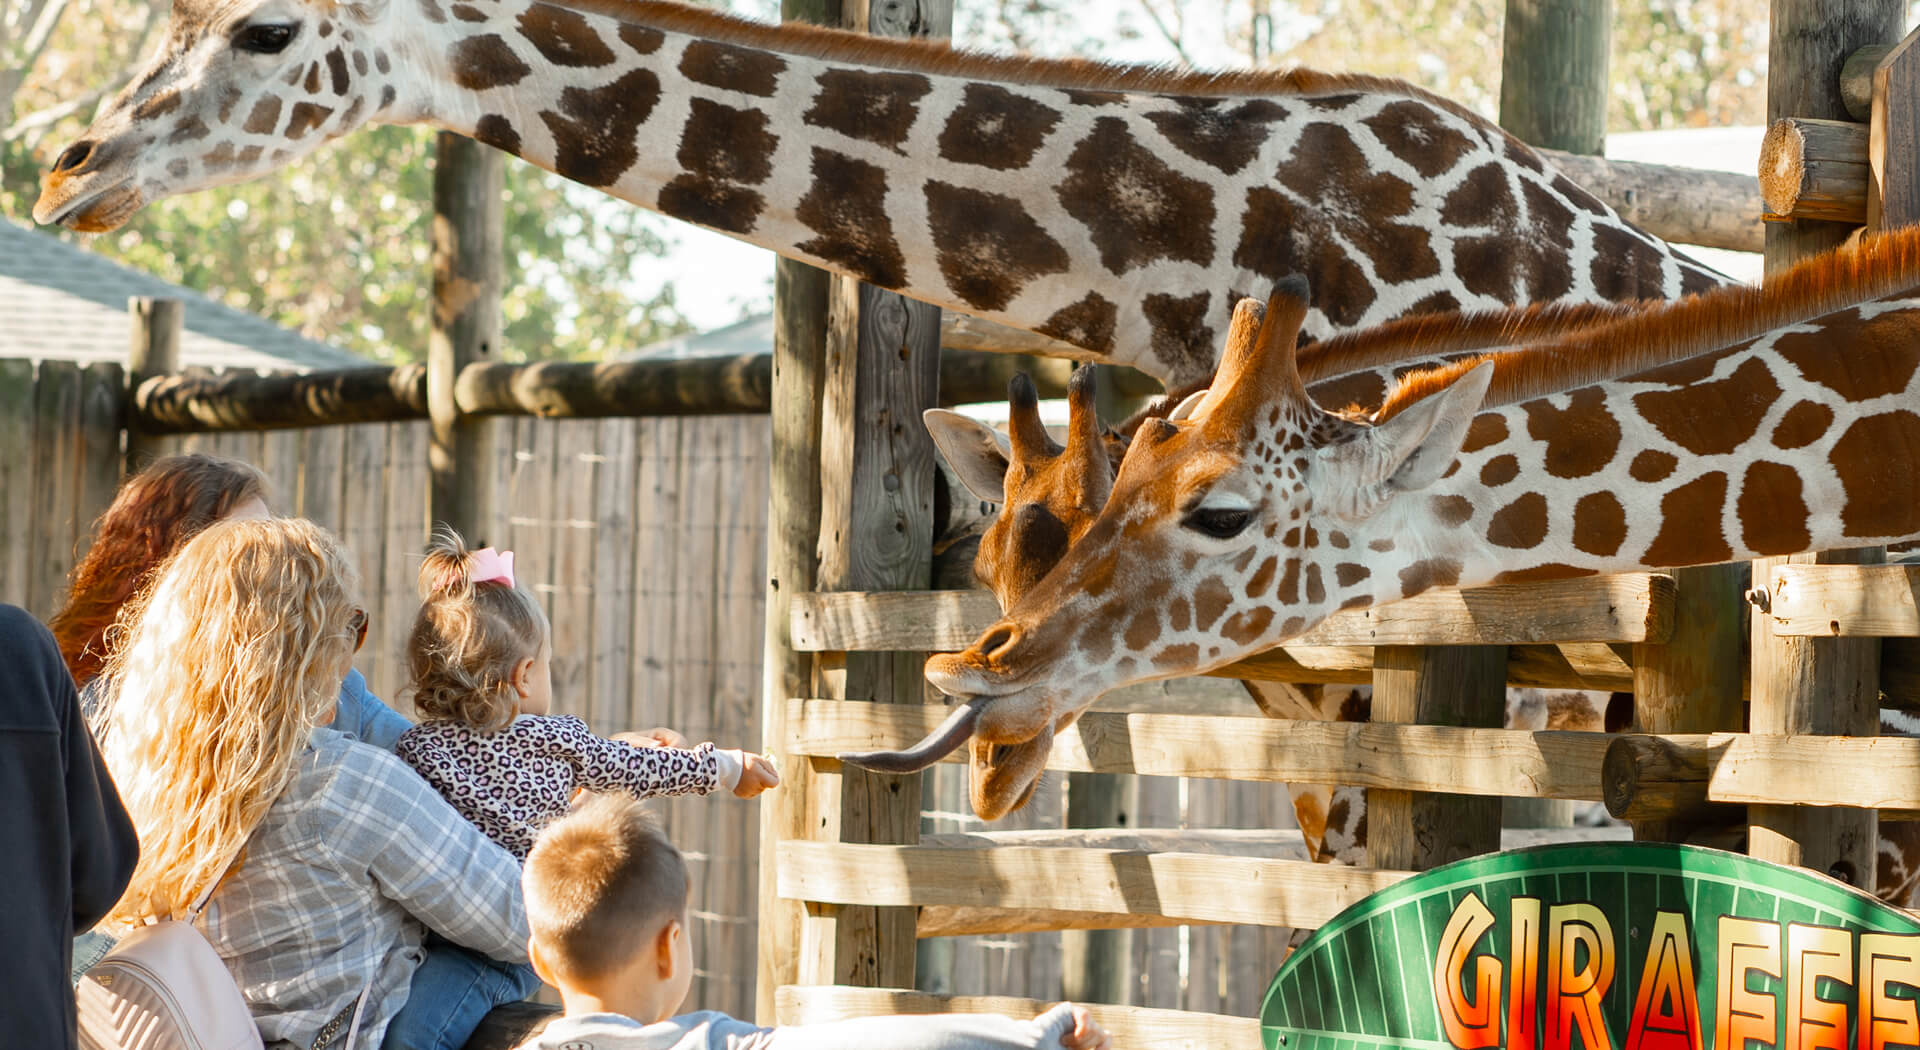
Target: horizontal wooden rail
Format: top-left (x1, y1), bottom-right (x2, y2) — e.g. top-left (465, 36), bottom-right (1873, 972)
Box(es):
top-left (776, 839), bottom-right (1414, 929)
top-left (787, 699), bottom-right (1621, 799)
top-left (1759, 116), bottom-right (1869, 224)
top-left (1539, 149), bottom-right (1765, 254)
top-left (1767, 564), bottom-right (1920, 636)
top-left (1603, 732), bottom-right (1920, 814)
top-left (127, 346), bottom-right (1158, 434)
top-left (791, 573), bottom-right (1676, 653)
top-left (775, 987), bottom-right (1257, 1050)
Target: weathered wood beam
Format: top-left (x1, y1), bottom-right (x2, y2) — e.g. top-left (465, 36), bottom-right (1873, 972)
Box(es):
top-left (1538, 150), bottom-right (1764, 254)
top-left (776, 839), bottom-right (1414, 929)
top-left (1604, 732), bottom-right (1920, 815)
top-left (790, 574), bottom-right (1675, 652)
top-left (1600, 733), bottom-right (1730, 824)
top-left (427, 130), bottom-right (503, 543)
top-left (1765, 563), bottom-right (1920, 635)
top-left (786, 699), bottom-right (1619, 799)
top-left (125, 298), bottom-right (181, 473)
top-left (774, 987), bottom-right (1257, 1050)
top-left (132, 365), bottom-right (430, 434)
top-left (1843, 44), bottom-right (1895, 120)
top-left (1759, 116), bottom-right (1870, 224)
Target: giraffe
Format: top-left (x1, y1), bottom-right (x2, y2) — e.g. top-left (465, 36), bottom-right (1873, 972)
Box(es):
top-left (31, 0), bottom-right (1728, 385)
top-left (851, 226), bottom-right (1920, 901)
top-left (925, 363), bottom-right (1625, 853)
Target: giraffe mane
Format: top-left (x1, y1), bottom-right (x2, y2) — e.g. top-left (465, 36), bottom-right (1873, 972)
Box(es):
top-left (1373, 225), bottom-right (1920, 422)
top-left (1296, 300), bottom-right (1649, 385)
top-left (525, 0), bottom-right (1491, 123)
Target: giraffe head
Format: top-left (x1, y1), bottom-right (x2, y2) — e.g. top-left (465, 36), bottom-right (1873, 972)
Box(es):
top-left (34, 0), bottom-right (414, 231)
top-left (846, 277), bottom-right (1496, 817)
top-left (924, 368), bottom-right (1124, 611)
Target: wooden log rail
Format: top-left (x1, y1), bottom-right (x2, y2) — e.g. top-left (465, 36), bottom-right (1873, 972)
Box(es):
top-left (1604, 732), bottom-right (1920, 816)
top-left (125, 346), bottom-right (1162, 435)
top-left (1759, 30), bottom-right (1920, 225)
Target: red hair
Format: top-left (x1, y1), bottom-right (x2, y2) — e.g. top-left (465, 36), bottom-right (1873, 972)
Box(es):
top-left (50, 453), bottom-right (268, 684)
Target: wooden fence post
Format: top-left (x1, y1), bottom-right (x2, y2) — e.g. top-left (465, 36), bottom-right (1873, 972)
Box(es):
top-left (1498, 0), bottom-right (1612, 156)
top-left (1746, 0), bottom-right (1904, 891)
top-left (126, 296), bottom-right (182, 475)
top-left (1367, 646), bottom-right (1507, 870)
top-left (428, 131), bottom-right (502, 544)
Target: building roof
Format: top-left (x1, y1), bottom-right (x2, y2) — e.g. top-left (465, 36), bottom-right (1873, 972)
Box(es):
top-left (0, 217), bottom-right (369, 372)
top-left (621, 311), bottom-right (771, 361)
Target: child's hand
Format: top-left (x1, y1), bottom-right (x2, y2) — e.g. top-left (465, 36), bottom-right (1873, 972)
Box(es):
top-left (1059, 1005), bottom-right (1109, 1050)
top-left (615, 727), bottom-right (688, 749)
top-left (731, 752), bottom-right (780, 798)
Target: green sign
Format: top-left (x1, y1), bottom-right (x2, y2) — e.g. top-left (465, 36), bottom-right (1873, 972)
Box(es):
top-left (1261, 842), bottom-right (1920, 1050)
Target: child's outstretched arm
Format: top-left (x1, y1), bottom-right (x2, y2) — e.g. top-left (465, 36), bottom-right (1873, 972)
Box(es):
top-left (555, 716), bottom-right (776, 801)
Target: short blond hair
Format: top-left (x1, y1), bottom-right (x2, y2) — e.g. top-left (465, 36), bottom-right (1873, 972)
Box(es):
top-left (406, 528), bottom-right (548, 732)
top-left (523, 795), bottom-right (688, 982)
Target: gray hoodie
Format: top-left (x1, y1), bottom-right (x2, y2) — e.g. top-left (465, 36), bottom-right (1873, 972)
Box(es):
top-left (518, 1004), bottom-right (1079, 1050)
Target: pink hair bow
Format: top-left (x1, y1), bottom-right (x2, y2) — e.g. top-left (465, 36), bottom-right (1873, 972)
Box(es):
top-left (469, 548), bottom-right (515, 588)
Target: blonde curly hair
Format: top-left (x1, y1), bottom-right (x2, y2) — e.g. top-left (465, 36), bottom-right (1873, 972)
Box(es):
top-left (96, 517), bottom-right (360, 927)
top-left (406, 528), bottom-right (548, 733)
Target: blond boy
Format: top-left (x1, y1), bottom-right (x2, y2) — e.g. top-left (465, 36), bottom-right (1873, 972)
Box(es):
top-left (518, 795), bottom-right (1112, 1050)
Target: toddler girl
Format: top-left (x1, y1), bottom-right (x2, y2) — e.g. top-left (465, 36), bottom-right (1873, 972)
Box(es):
top-left (395, 531), bottom-right (778, 862)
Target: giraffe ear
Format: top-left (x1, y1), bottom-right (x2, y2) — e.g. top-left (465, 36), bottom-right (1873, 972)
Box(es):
top-left (924, 409), bottom-right (1012, 504)
top-left (1328, 361), bottom-right (1495, 496)
top-left (1167, 388), bottom-right (1210, 422)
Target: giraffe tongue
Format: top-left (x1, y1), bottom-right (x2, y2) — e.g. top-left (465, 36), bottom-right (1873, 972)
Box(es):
top-left (838, 701), bottom-right (984, 773)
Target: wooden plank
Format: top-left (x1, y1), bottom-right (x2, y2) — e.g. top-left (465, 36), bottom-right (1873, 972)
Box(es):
top-left (549, 421), bottom-right (597, 716)
top-left (125, 298), bottom-right (181, 475)
top-left (785, 699), bottom-right (1617, 799)
top-left (376, 423), bottom-right (429, 704)
top-left (427, 130), bottom-right (503, 544)
top-left (792, 573), bottom-right (1674, 652)
top-left (1367, 645), bottom-right (1507, 871)
top-left (338, 423), bottom-right (392, 700)
top-left (296, 425), bottom-right (347, 533)
top-left (1868, 24), bottom-right (1920, 229)
top-left (29, 361), bottom-right (82, 620)
top-left (1629, 562), bottom-right (1747, 843)
top-left (589, 418), bottom-right (636, 732)
top-left (0, 360), bottom-right (39, 609)
top-left (1712, 734), bottom-right (1920, 809)
top-left (1500, 0), bottom-right (1610, 156)
top-left (774, 987), bottom-right (1257, 1050)
top-left (1768, 563), bottom-right (1920, 635)
top-left (73, 363), bottom-right (124, 568)
top-left (777, 840), bottom-right (1413, 929)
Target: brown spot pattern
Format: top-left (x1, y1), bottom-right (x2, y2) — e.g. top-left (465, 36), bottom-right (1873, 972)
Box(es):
top-left (619, 24), bottom-right (664, 53)
top-left (1461, 414), bottom-right (1507, 454)
top-left (1141, 292), bottom-right (1215, 379)
top-left (1590, 225), bottom-right (1668, 301)
top-left (241, 96), bottom-right (280, 135)
top-left (1060, 117), bottom-right (1216, 274)
top-left (132, 91), bottom-right (179, 121)
top-left (795, 148), bottom-right (907, 287)
top-left (938, 83), bottom-right (1061, 171)
top-left (1775, 317), bottom-right (1920, 403)
top-left (1246, 557), bottom-right (1278, 598)
top-left (1432, 494), bottom-right (1474, 525)
top-left (1629, 450), bottom-right (1678, 482)
top-left (658, 98), bottom-right (775, 234)
top-left (1124, 608), bottom-right (1160, 650)
top-left (1153, 644), bottom-right (1200, 670)
top-left (1193, 578), bottom-right (1232, 631)
top-left (326, 47), bottom-right (350, 94)
top-left (1363, 100), bottom-right (1473, 178)
top-left (1772, 401), bottom-right (1834, 450)
top-left (1234, 187), bottom-right (1374, 327)
top-left (450, 34), bottom-right (532, 90)
top-left (202, 142), bottom-right (236, 173)
top-left (1479, 455), bottom-right (1518, 487)
top-left (283, 103), bottom-right (332, 140)
top-left (1399, 558), bottom-right (1461, 596)
top-left (1488, 491), bottom-right (1548, 549)
top-left (1642, 472), bottom-right (1731, 566)
top-left (1037, 293), bottom-right (1118, 354)
top-left (1738, 461), bottom-right (1810, 555)
top-left (1335, 563), bottom-right (1370, 587)
top-left (517, 6), bottom-right (615, 68)
top-left (1278, 123), bottom-right (1436, 284)
top-left (1522, 387), bottom-right (1620, 478)
top-left (1834, 412), bottom-right (1920, 538)
top-left (923, 182), bottom-right (1069, 311)
top-left (1222, 607), bottom-right (1274, 645)
top-left (678, 40), bottom-right (785, 97)
top-left (1145, 98), bottom-right (1287, 175)
top-left (452, 4), bottom-right (486, 19)
top-left (474, 114), bottom-right (520, 154)
top-left (1571, 492), bottom-right (1626, 556)
top-left (803, 68), bottom-right (931, 151)
top-left (1633, 356), bottom-right (1781, 456)
top-left (1440, 163), bottom-right (1513, 228)
top-left (538, 68), bottom-right (662, 188)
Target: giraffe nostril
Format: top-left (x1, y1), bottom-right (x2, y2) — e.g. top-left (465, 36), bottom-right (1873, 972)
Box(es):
top-left (52, 140), bottom-right (96, 174)
top-left (979, 624), bottom-right (1021, 660)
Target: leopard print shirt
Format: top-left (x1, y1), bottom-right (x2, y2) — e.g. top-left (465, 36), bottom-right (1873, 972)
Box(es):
top-left (395, 714), bottom-right (720, 861)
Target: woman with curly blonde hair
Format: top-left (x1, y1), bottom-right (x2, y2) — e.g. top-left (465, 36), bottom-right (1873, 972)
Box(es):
top-left (96, 517), bottom-right (530, 1050)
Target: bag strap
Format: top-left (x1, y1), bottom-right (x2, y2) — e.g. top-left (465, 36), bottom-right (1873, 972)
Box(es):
top-left (186, 845), bottom-right (248, 921)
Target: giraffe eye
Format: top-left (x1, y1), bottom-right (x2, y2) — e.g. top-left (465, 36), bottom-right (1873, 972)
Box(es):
top-left (234, 23), bottom-right (297, 54)
top-left (1183, 506), bottom-right (1254, 540)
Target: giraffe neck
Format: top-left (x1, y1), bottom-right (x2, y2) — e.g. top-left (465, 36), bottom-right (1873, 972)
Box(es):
top-left (392, 0), bottom-right (1723, 384)
top-left (1310, 297), bottom-right (1920, 619)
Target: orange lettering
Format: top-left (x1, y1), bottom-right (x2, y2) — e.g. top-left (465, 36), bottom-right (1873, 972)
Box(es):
top-left (1786, 923), bottom-right (1850, 1050)
top-left (1625, 911), bottom-right (1702, 1050)
top-left (1435, 891), bottom-right (1502, 1049)
top-left (1714, 917), bottom-right (1781, 1050)
top-left (1548, 902), bottom-right (1615, 1050)
top-left (1511, 897), bottom-right (1544, 1050)
top-left (1859, 932), bottom-right (1920, 1050)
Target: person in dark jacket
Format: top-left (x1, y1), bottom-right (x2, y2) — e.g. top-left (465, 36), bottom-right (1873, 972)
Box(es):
top-left (0, 603), bottom-right (138, 1049)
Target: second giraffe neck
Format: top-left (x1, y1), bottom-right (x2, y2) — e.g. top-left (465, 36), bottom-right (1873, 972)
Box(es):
top-left (397, 0), bottom-right (1720, 383)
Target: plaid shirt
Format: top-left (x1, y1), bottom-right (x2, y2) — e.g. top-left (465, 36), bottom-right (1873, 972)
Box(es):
top-left (203, 729), bottom-right (529, 1049)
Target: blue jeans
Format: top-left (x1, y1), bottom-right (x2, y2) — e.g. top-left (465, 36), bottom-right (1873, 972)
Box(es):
top-left (380, 941), bottom-right (539, 1050)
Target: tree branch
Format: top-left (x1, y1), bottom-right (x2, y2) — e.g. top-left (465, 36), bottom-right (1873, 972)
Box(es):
top-left (1132, 0), bottom-right (1193, 67)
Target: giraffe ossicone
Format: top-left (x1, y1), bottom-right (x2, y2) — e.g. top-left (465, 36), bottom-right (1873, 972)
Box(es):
top-left (34, 0), bottom-right (1724, 384)
top-left (852, 226), bottom-right (1920, 820)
